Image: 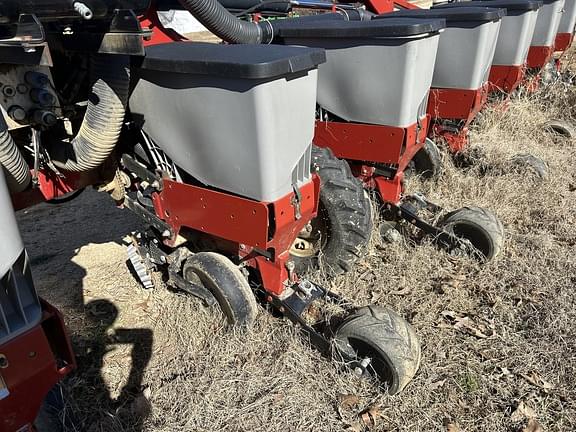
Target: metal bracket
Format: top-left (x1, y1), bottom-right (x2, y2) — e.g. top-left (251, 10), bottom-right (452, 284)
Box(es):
top-left (291, 184), bottom-right (302, 220)
top-left (121, 154), bottom-right (163, 190)
top-left (0, 14), bottom-right (45, 48)
top-left (124, 194), bottom-right (172, 236)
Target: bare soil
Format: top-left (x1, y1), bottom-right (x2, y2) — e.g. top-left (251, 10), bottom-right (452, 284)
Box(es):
top-left (18, 57), bottom-right (576, 431)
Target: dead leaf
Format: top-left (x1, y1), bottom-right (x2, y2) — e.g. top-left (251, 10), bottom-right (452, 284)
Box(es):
top-left (446, 423), bottom-right (461, 432)
top-left (344, 421), bottom-right (363, 432)
top-left (519, 372), bottom-right (554, 392)
top-left (390, 286), bottom-right (412, 296)
top-left (359, 404), bottom-right (381, 429)
top-left (430, 379), bottom-right (447, 391)
top-left (443, 418), bottom-right (461, 432)
top-left (338, 394), bottom-right (361, 410)
top-left (523, 418), bottom-right (544, 432)
top-left (439, 310), bottom-right (492, 339)
top-left (511, 401), bottom-right (537, 422)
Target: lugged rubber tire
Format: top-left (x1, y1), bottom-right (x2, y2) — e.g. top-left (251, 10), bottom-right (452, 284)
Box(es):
top-left (183, 252), bottom-right (258, 326)
top-left (438, 206), bottom-right (505, 262)
top-left (508, 154), bottom-right (549, 180)
top-left (408, 138), bottom-right (443, 180)
top-left (290, 146), bottom-right (373, 276)
top-left (333, 306), bottom-right (421, 395)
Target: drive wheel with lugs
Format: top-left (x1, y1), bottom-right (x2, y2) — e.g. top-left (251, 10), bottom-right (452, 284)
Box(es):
top-left (290, 146), bottom-right (373, 276)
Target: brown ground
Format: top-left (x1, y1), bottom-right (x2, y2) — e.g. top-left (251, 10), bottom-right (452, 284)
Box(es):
top-left (18, 57), bottom-right (576, 431)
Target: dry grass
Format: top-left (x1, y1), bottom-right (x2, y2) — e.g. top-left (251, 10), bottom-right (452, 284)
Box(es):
top-left (19, 59), bottom-right (576, 431)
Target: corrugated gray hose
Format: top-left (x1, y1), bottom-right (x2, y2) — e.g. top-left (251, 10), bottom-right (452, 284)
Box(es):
top-left (177, 0), bottom-right (274, 43)
top-left (0, 114), bottom-right (31, 193)
top-left (50, 54), bottom-right (130, 172)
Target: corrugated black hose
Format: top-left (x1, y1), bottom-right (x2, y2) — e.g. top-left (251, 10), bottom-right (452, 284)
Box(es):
top-left (0, 114), bottom-right (31, 193)
top-left (177, 0), bottom-right (274, 43)
top-left (50, 54), bottom-right (130, 172)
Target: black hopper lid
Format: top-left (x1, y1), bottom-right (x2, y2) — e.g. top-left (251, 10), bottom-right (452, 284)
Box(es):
top-left (274, 17), bottom-right (446, 39)
top-left (140, 42), bottom-right (326, 79)
top-left (375, 7), bottom-right (506, 28)
top-left (434, 0), bottom-right (542, 15)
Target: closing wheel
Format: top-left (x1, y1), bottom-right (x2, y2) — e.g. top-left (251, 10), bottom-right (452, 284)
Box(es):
top-left (183, 252), bottom-right (258, 326)
top-left (290, 146), bottom-right (372, 276)
top-left (332, 306), bottom-right (421, 395)
top-left (438, 207), bottom-right (504, 262)
top-left (508, 153), bottom-right (549, 180)
top-left (542, 119), bottom-right (575, 139)
top-left (407, 138), bottom-right (443, 180)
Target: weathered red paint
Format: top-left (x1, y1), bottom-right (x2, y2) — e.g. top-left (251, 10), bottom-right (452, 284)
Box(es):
top-left (427, 86), bottom-right (488, 122)
top-left (0, 300), bottom-right (75, 432)
top-left (488, 64), bottom-right (526, 94)
top-left (555, 32), bottom-right (574, 53)
top-left (526, 45), bottom-right (554, 69)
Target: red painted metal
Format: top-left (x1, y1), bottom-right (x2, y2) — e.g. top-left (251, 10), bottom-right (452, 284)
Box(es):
top-left (433, 125), bottom-right (469, 153)
top-left (373, 175), bottom-right (403, 205)
top-left (154, 180), bottom-right (271, 249)
top-left (140, 10), bottom-right (186, 47)
top-left (11, 170), bottom-right (99, 211)
top-left (314, 117), bottom-right (428, 173)
top-left (0, 300), bottom-right (75, 432)
top-left (488, 64), bottom-right (526, 94)
top-left (427, 86), bottom-right (488, 122)
top-left (555, 32), bottom-right (574, 53)
top-left (314, 121), bottom-right (405, 164)
top-left (364, 0), bottom-right (395, 13)
top-left (393, 0), bottom-right (420, 9)
top-left (427, 86), bottom-right (487, 154)
top-left (314, 115), bottom-right (430, 204)
top-left (526, 45), bottom-right (554, 69)
top-left (153, 177), bottom-right (319, 296)
top-left (253, 176), bottom-right (320, 295)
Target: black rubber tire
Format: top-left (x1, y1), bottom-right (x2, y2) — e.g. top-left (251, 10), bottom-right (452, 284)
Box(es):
top-left (508, 154), bottom-right (549, 180)
top-left (542, 119), bottom-right (575, 139)
top-left (290, 146), bottom-right (373, 276)
top-left (438, 206), bottom-right (504, 262)
top-left (332, 306), bottom-right (421, 395)
top-left (183, 252), bottom-right (258, 326)
top-left (408, 138), bottom-right (443, 180)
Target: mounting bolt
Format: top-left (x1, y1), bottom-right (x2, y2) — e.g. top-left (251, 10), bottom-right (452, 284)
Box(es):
top-left (286, 261), bottom-right (295, 272)
top-left (162, 230), bottom-right (171, 238)
top-left (0, 355), bottom-right (8, 369)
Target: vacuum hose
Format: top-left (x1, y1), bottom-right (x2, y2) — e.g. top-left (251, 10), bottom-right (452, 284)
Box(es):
top-left (0, 115), bottom-right (31, 193)
top-left (177, 0), bottom-right (273, 43)
top-left (50, 54), bottom-right (130, 172)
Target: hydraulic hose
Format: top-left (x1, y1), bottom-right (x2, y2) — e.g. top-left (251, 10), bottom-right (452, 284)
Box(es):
top-left (177, 0), bottom-right (273, 43)
top-left (50, 54), bottom-right (130, 172)
top-left (0, 114), bottom-right (31, 193)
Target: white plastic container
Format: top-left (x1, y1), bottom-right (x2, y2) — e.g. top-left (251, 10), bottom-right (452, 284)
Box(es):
top-left (276, 18), bottom-right (444, 127)
top-left (531, 0), bottom-right (565, 46)
top-left (378, 8), bottom-right (505, 90)
top-left (130, 42), bottom-right (325, 202)
top-left (557, 0), bottom-right (576, 35)
top-left (437, 1), bottom-right (541, 66)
